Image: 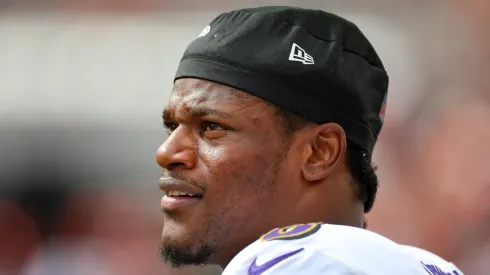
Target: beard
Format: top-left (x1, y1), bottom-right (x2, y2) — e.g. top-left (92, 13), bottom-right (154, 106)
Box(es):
top-left (160, 242), bottom-right (214, 268)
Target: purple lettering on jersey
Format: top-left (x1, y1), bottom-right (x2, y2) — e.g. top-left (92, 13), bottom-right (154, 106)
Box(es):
top-left (421, 262), bottom-right (460, 275)
top-left (260, 223), bottom-right (321, 242)
top-left (248, 248), bottom-right (304, 275)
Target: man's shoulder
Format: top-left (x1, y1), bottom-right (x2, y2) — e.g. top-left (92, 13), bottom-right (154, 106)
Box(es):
top-left (254, 222), bottom-right (397, 251)
top-left (400, 245), bottom-right (464, 274)
top-left (222, 223), bottom-right (428, 274)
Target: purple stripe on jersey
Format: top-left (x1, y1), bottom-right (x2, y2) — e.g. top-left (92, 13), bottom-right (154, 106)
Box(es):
top-left (248, 248), bottom-right (304, 275)
top-left (421, 262), bottom-right (461, 275)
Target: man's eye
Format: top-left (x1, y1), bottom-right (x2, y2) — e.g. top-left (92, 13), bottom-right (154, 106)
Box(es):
top-left (164, 122), bottom-right (178, 132)
top-left (203, 122), bottom-right (224, 131)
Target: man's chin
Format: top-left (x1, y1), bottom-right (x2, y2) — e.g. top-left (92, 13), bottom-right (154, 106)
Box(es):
top-left (160, 241), bottom-right (214, 268)
top-left (161, 224), bottom-right (198, 249)
top-left (160, 218), bottom-right (215, 267)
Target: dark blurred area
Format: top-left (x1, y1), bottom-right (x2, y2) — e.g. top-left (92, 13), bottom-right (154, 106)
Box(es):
top-left (0, 0), bottom-right (489, 274)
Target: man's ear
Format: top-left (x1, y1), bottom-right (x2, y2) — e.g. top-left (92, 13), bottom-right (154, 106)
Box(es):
top-left (301, 123), bottom-right (346, 182)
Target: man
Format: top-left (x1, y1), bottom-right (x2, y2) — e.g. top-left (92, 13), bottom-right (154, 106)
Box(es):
top-left (156, 6), bottom-right (464, 274)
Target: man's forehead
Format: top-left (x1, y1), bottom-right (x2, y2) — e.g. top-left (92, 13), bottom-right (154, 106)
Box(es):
top-left (167, 78), bottom-right (258, 109)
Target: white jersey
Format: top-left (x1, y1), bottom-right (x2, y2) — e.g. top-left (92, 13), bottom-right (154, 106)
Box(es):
top-left (222, 223), bottom-right (464, 275)
top-left (400, 245), bottom-right (464, 275)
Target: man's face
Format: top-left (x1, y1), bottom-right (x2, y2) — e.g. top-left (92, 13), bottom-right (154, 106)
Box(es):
top-left (156, 78), bottom-right (298, 267)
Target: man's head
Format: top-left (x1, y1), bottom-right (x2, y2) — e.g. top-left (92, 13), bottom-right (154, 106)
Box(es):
top-left (156, 6), bottom-right (388, 268)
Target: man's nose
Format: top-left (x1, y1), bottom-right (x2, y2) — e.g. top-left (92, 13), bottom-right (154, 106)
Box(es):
top-left (156, 126), bottom-right (197, 171)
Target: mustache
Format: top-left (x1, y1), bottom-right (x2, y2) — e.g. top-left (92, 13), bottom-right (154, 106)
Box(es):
top-left (161, 170), bottom-right (207, 191)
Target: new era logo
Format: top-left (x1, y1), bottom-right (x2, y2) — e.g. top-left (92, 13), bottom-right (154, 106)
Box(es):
top-left (289, 43), bottom-right (314, 65)
top-left (197, 25), bottom-right (211, 38)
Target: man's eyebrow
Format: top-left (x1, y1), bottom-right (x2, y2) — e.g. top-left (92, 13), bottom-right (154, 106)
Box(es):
top-left (162, 108), bottom-right (173, 122)
top-left (189, 107), bottom-right (232, 118)
top-left (162, 107), bottom-right (232, 121)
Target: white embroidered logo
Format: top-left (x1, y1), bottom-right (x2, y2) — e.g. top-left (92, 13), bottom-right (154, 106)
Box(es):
top-left (289, 43), bottom-right (314, 65)
top-left (198, 25), bottom-right (211, 38)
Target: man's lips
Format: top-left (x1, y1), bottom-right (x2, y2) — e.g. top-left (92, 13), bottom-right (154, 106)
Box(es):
top-left (161, 195), bottom-right (201, 210)
top-left (159, 176), bottom-right (203, 211)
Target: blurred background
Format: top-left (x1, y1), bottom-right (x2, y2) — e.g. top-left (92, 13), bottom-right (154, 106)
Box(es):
top-left (0, 0), bottom-right (489, 274)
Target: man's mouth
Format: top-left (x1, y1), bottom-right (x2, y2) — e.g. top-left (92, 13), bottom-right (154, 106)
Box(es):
top-left (161, 193), bottom-right (202, 210)
top-left (165, 191), bottom-right (202, 198)
top-left (159, 176), bottom-right (204, 210)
